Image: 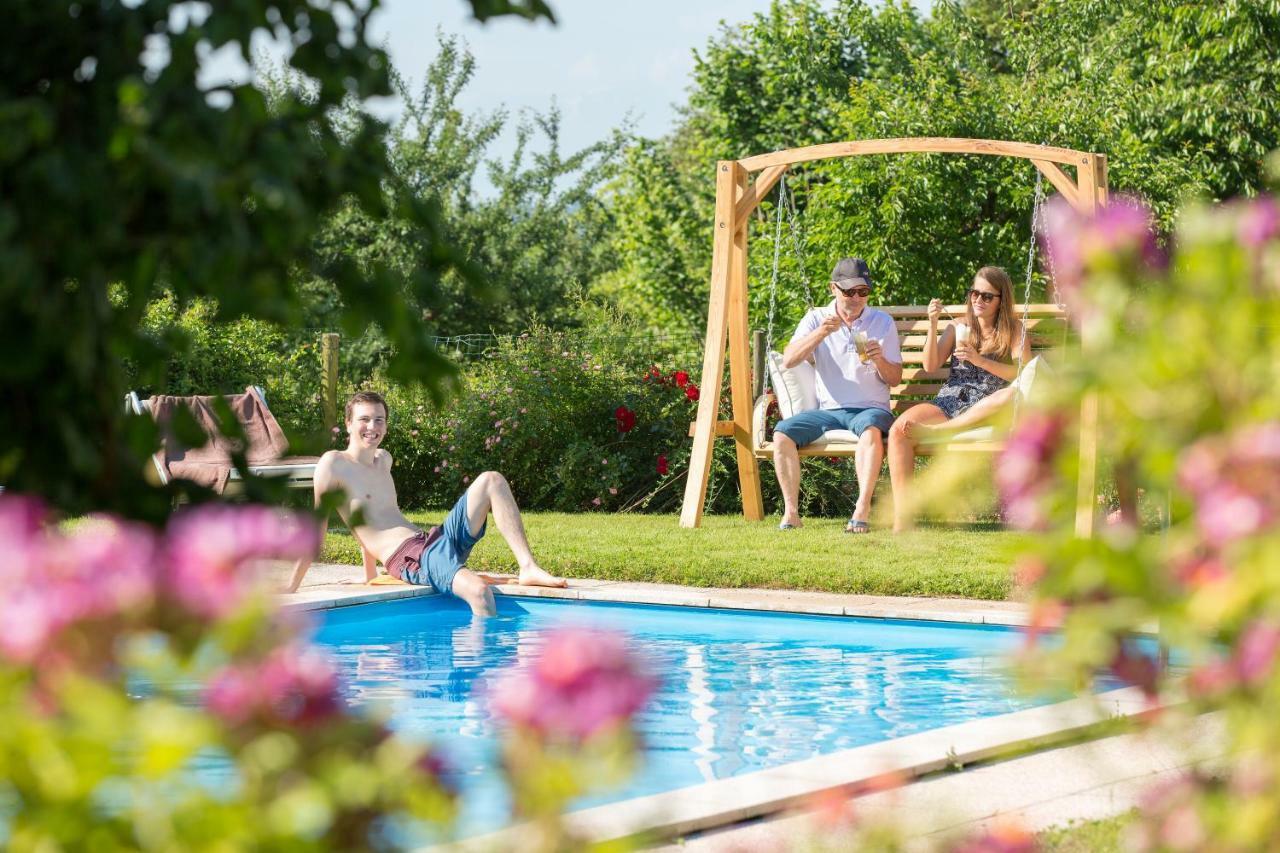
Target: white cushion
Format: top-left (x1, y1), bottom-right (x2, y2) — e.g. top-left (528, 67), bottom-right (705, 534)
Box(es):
top-left (806, 429), bottom-right (858, 447)
top-left (766, 351), bottom-right (818, 419)
top-left (1014, 355), bottom-right (1048, 401)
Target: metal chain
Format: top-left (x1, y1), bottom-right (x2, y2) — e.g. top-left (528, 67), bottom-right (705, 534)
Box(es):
top-left (763, 173), bottom-right (787, 389)
top-left (1013, 168), bottom-right (1046, 426)
top-left (784, 176), bottom-right (817, 311)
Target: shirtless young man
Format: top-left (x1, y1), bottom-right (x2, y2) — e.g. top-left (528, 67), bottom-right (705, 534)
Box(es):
top-left (286, 391), bottom-right (565, 615)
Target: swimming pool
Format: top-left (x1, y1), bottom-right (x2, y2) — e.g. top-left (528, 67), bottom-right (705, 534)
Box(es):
top-left (313, 594), bottom-right (1060, 836)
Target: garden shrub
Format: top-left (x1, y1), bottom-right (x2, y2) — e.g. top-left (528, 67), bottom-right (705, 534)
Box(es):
top-left (377, 323), bottom-right (870, 518)
top-left (138, 294), bottom-right (327, 440)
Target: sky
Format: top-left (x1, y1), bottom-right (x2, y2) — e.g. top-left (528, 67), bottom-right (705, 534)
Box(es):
top-left (361, 0), bottom-right (799, 154)
top-left (205, 1), bottom-right (931, 172)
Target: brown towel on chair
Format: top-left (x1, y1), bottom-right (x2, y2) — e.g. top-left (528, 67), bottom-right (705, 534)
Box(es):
top-left (148, 387), bottom-right (317, 493)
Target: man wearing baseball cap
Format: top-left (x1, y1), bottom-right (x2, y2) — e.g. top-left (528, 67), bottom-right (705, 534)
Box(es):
top-left (772, 257), bottom-right (902, 532)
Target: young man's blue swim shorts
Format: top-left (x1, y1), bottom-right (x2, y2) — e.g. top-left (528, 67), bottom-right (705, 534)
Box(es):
top-left (385, 490), bottom-right (487, 594)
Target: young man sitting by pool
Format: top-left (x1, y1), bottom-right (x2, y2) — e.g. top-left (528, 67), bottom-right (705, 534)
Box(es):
top-left (286, 391), bottom-right (565, 615)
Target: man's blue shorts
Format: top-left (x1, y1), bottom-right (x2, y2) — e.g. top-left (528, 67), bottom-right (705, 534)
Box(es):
top-left (774, 406), bottom-right (895, 448)
top-left (388, 490), bottom-right (487, 594)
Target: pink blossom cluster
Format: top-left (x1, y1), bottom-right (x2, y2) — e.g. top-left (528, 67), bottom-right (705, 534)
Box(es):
top-left (949, 821), bottom-right (1037, 853)
top-left (0, 496), bottom-right (157, 665)
top-left (995, 411), bottom-right (1067, 531)
top-left (1176, 422), bottom-right (1280, 549)
top-left (165, 504), bottom-right (320, 618)
top-left (489, 627), bottom-right (657, 742)
top-left (204, 644), bottom-right (343, 727)
top-left (1188, 620), bottom-right (1280, 700)
top-left (1129, 771), bottom-right (1211, 851)
top-left (1037, 194), bottom-right (1165, 328)
top-left (0, 494), bottom-right (319, 668)
top-left (1237, 194), bottom-right (1280, 249)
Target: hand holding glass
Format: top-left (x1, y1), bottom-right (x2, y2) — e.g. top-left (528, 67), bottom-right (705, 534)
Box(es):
top-left (853, 330), bottom-right (870, 363)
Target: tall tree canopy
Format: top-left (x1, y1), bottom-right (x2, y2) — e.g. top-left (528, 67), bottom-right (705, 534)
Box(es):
top-left (602, 0), bottom-right (1280, 336)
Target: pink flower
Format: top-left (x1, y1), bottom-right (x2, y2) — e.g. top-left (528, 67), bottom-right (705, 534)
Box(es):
top-left (1108, 642), bottom-right (1161, 697)
top-left (591, 497), bottom-right (602, 506)
top-left (1187, 657), bottom-right (1236, 699)
top-left (950, 821), bottom-right (1036, 853)
top-left (1238, 195), bottom-right (1280, 248)
top-left (1236, 621), bottom-right (1280, 687)
top-left (995, 411), bottom-right (1066, 531)
top-left (609, 488), bottom-right (618, 496)
top-left (1178, 422), bottom-right (1280, 548)
top-left (204, 644), bottom-right (343, 728)
top-left (164, 505), bottom-right (318, 619)
top-left (1038, 195), bottom-right (1163, 328)
top-left (0, 501), bottom-right (160, 666)
top-left (489, 627), bottom-right (657, 742)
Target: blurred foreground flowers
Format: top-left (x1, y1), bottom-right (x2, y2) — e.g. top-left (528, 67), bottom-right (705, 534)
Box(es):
top-left (0, 497), bottom-right (455, 850)
top-left (0, 496), bottom-right (661, 849)
top-left (1007, 186), bottom-right (1280, 849)
top-left (491, 626), bottom-right (657, 851)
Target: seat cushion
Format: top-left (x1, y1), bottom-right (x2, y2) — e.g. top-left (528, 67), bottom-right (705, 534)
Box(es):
top-left (767, 351), bottom-right (818, 419)
top-left (807, 429), bottom-right (859, 447)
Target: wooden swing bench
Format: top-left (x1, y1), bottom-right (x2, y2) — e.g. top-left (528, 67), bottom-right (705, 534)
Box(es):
top-left (748, 303), bottom-right (1068, 458)
top-left (679, 137), bottom-right (1109, 534)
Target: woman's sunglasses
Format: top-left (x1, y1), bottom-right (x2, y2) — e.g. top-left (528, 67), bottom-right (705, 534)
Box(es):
top-left (968, 289), bottom-right (999, 304)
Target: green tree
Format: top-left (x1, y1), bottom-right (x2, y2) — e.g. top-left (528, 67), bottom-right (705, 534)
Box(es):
top-left (605, 0), bottom-right (1280, 338)
top-left (284, 34), bottom-right (626, 345)
top-left (0, 1), bottom-right (552, 522)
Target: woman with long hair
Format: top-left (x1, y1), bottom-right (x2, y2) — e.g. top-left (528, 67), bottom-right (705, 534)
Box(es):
top-left (887, 265), bottom-right (1031, 532)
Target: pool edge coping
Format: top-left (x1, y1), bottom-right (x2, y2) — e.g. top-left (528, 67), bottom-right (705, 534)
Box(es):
top-left (279, 573), bottom-right (1035, 627)
top-left (449, 686), bottom-right (1161, 850)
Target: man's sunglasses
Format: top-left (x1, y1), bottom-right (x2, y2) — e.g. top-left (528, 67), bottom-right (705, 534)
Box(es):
top-left (834, 283), bottom-right (872, 297)
top-left (968, 289), bottom-right (999, 304)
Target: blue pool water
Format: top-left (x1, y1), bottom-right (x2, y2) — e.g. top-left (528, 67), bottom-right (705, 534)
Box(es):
top-left (313, 595), bottom-right (1052, 835)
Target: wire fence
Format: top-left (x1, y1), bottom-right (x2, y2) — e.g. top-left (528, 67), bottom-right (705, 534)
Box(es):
top-left (425, 331), bottom-right (709, 369)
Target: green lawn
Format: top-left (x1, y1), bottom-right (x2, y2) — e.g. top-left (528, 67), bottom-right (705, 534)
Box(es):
top-left (319, 512), bottom-right (1027, 600)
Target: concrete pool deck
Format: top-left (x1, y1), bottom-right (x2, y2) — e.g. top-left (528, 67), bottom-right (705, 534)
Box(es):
top-left (272, 565), bottom-right (1219, 849)
top-left (273, 561), bottom-right (1033, 626)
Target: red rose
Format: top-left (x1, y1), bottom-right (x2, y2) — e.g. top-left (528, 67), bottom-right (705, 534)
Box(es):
top-left (685, 384), bottom-right (700, 402)
top-left (673, 370), bottom-right (689, 388)
top-left (656, 455), bottom-right (669, 476)
top-left (614, 405), bottom-right (636, 433)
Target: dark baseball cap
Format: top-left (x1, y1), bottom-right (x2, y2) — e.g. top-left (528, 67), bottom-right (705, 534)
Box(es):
top-left (831, 257), bottom-right (873, 287)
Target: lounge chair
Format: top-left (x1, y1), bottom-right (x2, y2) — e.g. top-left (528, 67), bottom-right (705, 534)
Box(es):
top-left (125, 386), bottom-right (318, 493)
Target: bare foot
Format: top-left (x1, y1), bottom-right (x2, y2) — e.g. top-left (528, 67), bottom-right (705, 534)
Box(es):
top-left (902, 421), bottom-right (938, 441)
top-left (517, 564), bottom-right (567, 588)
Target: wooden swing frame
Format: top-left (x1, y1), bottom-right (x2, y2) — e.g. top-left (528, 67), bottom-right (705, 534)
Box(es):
top-left (678, 138), bottom-right (1109, 533)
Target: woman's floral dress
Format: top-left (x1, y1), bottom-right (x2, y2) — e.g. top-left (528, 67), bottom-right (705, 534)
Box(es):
top-left (933, 351), bottom-right (1011, 419)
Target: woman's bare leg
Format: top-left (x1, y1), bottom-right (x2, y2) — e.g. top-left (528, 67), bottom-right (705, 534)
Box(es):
top-left (888, 404), bottom-right (947, 532)
top-left (913, 386), bottom-right (1017, 438)
top-left (466, 471), bottom-right (566, 587)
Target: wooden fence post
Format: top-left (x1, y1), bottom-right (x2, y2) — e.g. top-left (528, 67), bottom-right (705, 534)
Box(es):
top-left (321, 332), bottom-right (340, 430)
